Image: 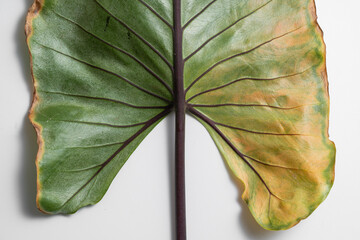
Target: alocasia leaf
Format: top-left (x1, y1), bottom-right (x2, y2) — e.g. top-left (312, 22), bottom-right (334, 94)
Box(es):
top-left (26, 0), bottom-right (335, 232)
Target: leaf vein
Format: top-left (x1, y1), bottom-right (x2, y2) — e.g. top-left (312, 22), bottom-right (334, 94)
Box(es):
top-left (188, 106), bottom-right (283, 200)
top-left (138, 0), bottom-right (173, 30)
top-left (57, 107), bottom-right (171, 210)
top-left (53, 10), bottom-right (173, 96)
top-left (64, 165), bottom-right (102, 173)
top-left (185, 26), bottom-right (303, 94)
top-left (187, 69), bottom-right (309, 102)
top-left (50, 119), bottom-right (147, 129)
top-left (182, 0), bottom-right (218, 30)
top-left (215, 122), bottom-right (306, 136)
top-left (58, 142), bottom-right (124, 151)
top-left (243, 154), bottom-right (305, 171)
top-left (184, 0), bottom-right (273, 61)
top-left (189, 103), bottom-right (314, 110)
top-left (94, 0), bottom-right (173, 71)
top-left (40, 90), bottom-right (169, 109)
top-left (34, 42), bottom-right (171, 103)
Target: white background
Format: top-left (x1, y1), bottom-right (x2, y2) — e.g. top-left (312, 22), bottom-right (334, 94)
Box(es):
top-left (0, 0), bottom-right (359, 239)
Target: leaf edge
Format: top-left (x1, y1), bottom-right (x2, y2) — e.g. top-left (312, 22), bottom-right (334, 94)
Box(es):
top-left (26, 0), bottom-right (48, 214)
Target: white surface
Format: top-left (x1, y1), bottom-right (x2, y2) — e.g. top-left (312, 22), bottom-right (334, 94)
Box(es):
top-left (0, 0), bottom-right (359, 239)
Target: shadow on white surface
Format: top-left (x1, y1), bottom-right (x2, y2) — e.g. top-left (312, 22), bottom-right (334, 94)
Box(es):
top-left (16, 0), bottom-right (48, 218)
top-left (238, 195), bottom-right (283, 239)
top-left (166, 113), bottom-right (176, 240)
top-left (225, 160), bottom-right (285, 239)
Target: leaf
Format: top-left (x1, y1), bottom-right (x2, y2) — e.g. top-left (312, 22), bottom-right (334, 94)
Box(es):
top-left (184, 1), bottom-right (335, 230)
top-left (26, 0), bottom-right (335, 230)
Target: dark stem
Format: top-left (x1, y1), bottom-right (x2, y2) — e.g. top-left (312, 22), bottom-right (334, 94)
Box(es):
top-left (173, 0), bottom-right (186, 240)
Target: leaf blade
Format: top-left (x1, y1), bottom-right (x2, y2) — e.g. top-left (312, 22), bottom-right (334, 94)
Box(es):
top-left (185, 0), bottom-right (335, 230)
top-left (26, 0), bottom-right (173, 214)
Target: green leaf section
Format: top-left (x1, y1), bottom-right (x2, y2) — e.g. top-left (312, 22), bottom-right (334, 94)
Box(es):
top-left (27, 0), bottom-right (173, 213)
top-left (27, 0), bottom-right (335, 230)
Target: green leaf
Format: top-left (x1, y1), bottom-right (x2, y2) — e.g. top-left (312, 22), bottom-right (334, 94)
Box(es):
top-left (26, 0), bottom-right (335, 230)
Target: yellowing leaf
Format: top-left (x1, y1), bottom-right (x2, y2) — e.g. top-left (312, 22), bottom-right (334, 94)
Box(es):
top-left (26, 0), bottom-right (335, 231)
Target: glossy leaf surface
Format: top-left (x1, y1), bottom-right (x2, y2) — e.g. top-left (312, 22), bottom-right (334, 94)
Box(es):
top-left (26, 0), bottom-right (335, 230)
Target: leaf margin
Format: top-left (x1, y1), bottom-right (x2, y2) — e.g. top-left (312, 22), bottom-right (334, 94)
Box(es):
top-left (26, 0), bottom-right (46, 213)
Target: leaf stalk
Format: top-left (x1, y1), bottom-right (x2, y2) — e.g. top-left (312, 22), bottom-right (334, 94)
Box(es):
top-left (173, 0), bottom-right (186, 239)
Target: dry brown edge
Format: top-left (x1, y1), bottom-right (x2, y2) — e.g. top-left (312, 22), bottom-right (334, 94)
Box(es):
top-left (25, 0), bottom-right (48, 214)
